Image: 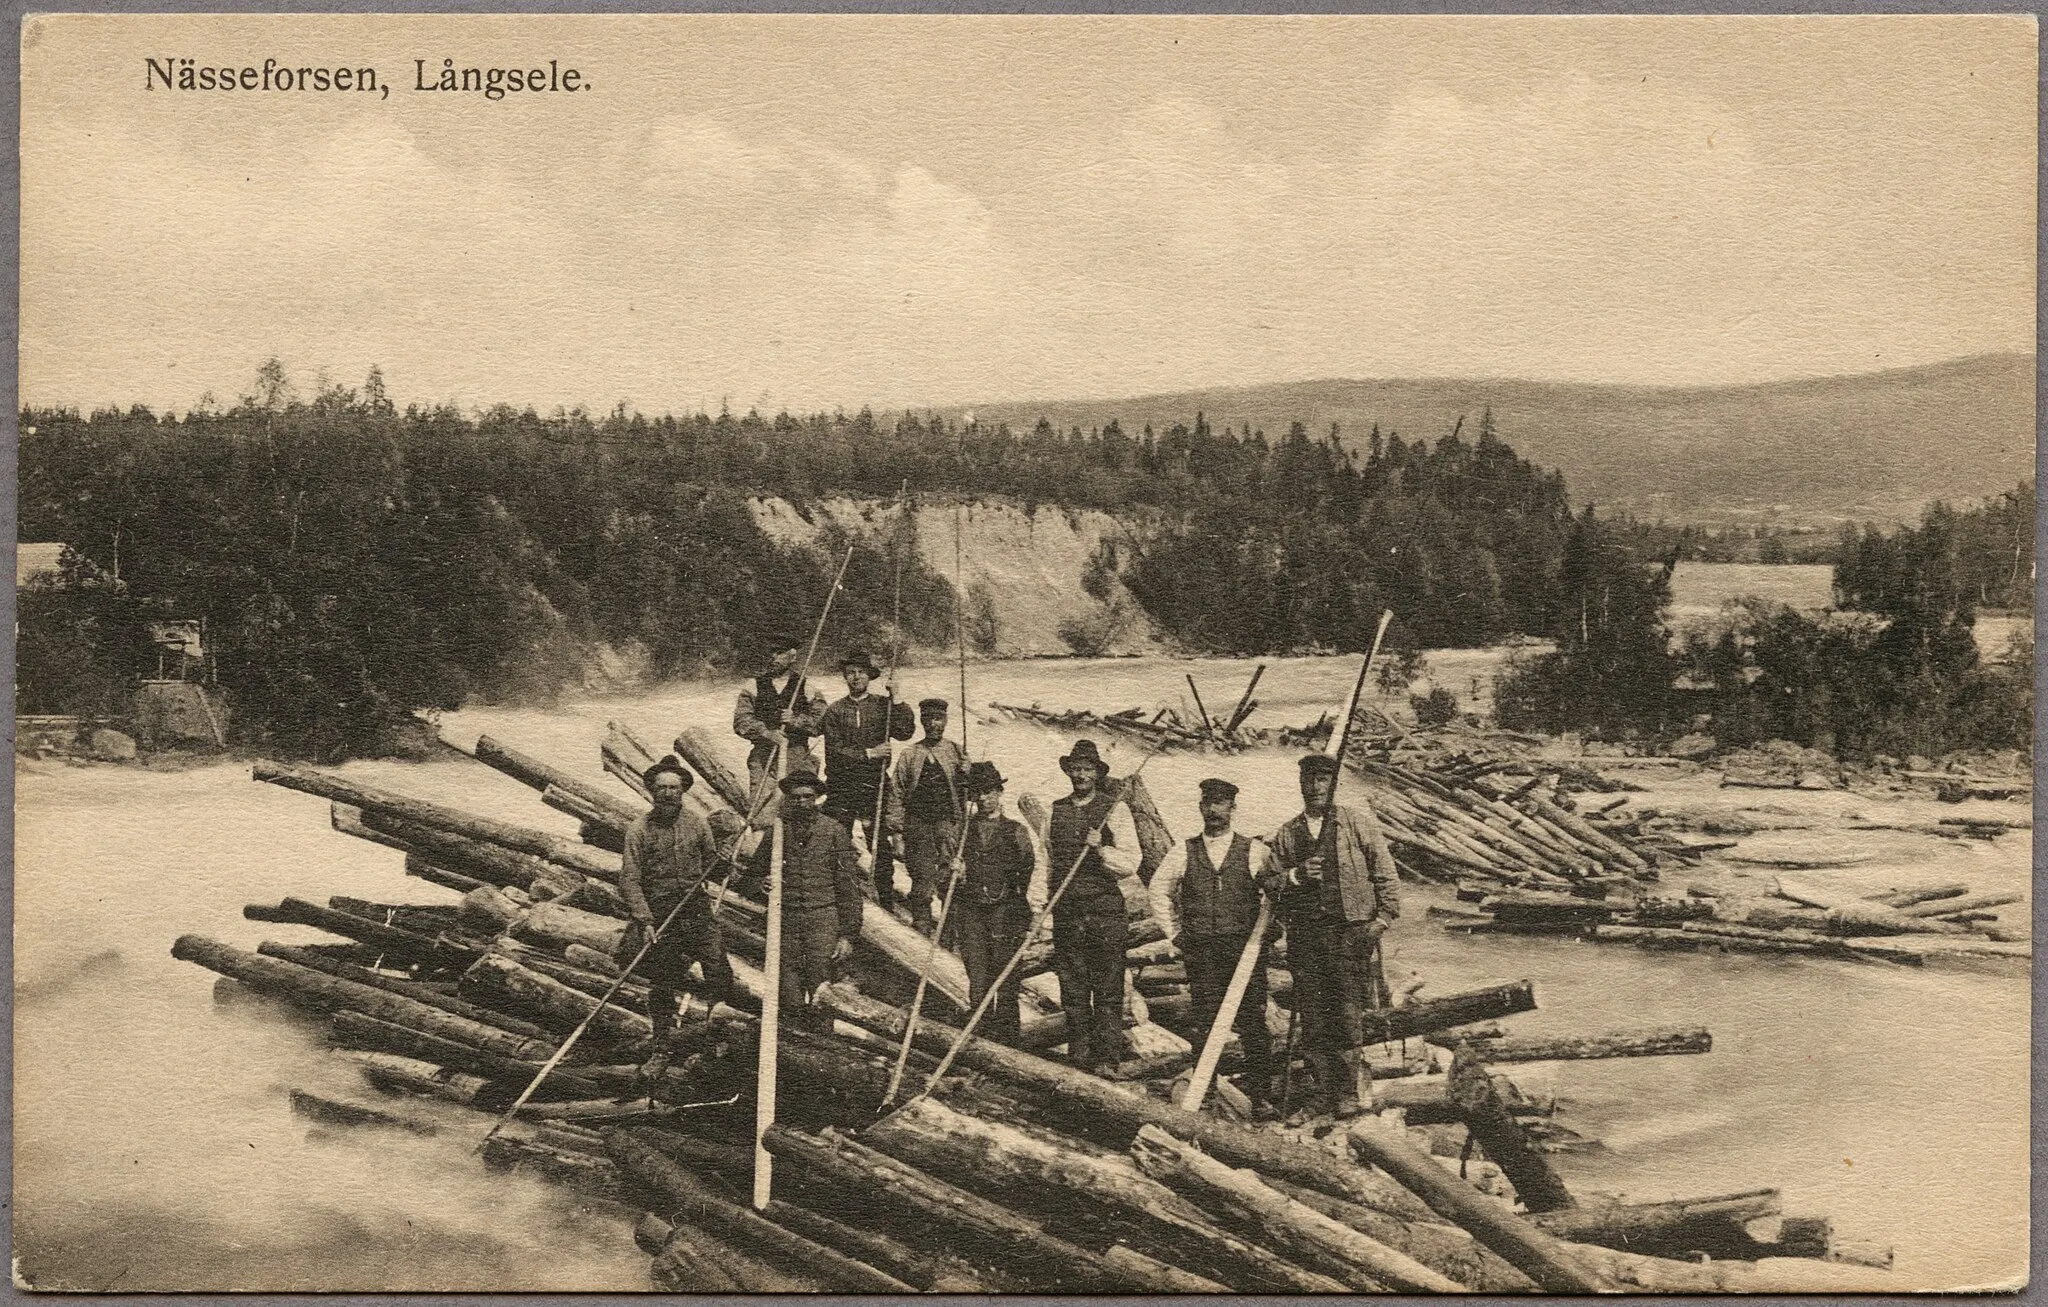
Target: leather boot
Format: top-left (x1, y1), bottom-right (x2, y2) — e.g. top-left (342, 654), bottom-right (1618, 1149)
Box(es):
top-left (1332, 1047), bottom-right (1369, 1120)
top-left (636, 1019), bottom-right (678, 1090)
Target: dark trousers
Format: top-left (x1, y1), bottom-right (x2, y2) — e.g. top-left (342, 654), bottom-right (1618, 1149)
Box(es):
top-left (902, 818), bottom-right (961, 929)
top-left (1053, 894), bottom-right (1128, 1068)
top-left (1286, 911), bottom-right (1391, 1056)
top-left (633, 902), bottom-right (735, 1034)
top-left (1183, 932), bottom-right (1273, 1089)
top-left (781, 904), bottom-right (844, 1022)
top-left (956, 897), bottom-right (1032, 1046)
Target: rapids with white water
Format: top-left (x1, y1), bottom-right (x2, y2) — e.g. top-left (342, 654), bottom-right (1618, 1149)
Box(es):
top-left (13, 653), bottom-right (2030, 1290)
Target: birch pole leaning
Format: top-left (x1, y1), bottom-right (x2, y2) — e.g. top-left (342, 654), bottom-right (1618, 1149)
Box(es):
top-left (1179, 609), bottom-right (1395, 1114)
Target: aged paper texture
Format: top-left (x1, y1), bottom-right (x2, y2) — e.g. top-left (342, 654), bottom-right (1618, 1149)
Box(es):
top-left (14, 11), bottom-right (2035, 1293)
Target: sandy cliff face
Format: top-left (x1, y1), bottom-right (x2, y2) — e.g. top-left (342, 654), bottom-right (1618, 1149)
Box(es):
top-left (747, 496), bottom-right (1155, 658)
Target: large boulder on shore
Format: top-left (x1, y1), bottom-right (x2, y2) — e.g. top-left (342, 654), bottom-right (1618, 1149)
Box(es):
top-left (88, 728), bottom-right (138, 761)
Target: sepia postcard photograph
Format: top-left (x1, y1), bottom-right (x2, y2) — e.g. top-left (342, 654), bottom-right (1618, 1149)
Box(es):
top-left (12, 10), bottom-right (2037, 1293)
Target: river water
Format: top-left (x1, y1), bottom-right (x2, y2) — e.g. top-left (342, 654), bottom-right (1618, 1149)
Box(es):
top-left (13, 653), bottom-right (2031, 1290)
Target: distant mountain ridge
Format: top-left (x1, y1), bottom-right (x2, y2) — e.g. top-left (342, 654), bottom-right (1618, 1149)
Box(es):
top-left (929, 354), bottom-right (2034, 527)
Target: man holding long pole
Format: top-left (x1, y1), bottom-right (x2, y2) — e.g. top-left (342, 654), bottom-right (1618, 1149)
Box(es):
top-left (1045, 738), bottom-right (1140, 1075)
top-left (618, 754), bottom-right (736, 1087)
top-left (1267, 751), bottom-right (1401, 1123)
top-left (948, 761), bottom-right (1046, 1047)
top-left (1148, 777), bottom-right (1278, 1120)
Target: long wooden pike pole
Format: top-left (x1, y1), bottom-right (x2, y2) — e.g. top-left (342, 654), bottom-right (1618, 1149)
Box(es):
top-left (881, 481), bottom-right (977, 1105)
top-left (755, 543), bottom-right (857, 1210)
top-left (909, 740), bottom-right (1170, 1103)
top-left (870, 480), bottom-right (910, 866)
top-left (1178, 610), bottom-right (1395, 1114)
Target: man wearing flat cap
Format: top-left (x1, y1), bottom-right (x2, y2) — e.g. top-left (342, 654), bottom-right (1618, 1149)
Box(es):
top-left (819, 649), bottom-right (915, 908)
top-left (884, 697), bottom-right (969, 935)
top-left (948, 761), bottom-right (1048, 1046)
top-left (733, 632), bottom-right (827, 798)
top-left (1267, 752), bottom-right (1400, 1121)
top-left (1148, 777), bottom-right (1279, 1118)
top-left (1045, 738), bottom-right (1141, 1073)
top-left (619, 755), bottom-right (736, 1082)
top-left (773, 769), bottom-right (866, 1027)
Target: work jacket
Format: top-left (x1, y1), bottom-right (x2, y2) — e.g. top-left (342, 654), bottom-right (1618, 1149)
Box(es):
top-left (884, 738), bottom-right (968, 832)
top-left (778, 814), bottom-right (867, 941)
top-left (621, 808), bottom-right (720, 920)
top-left (1267, 802), bottom-right (1400, 926)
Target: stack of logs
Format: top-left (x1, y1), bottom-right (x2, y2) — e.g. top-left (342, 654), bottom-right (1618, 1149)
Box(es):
top-left (1345, 757), bottom-right (1665, 892)
top-left (1437, 874), bottom-right (2030, 965)
top-left (172, 727), bottom-right (1894, 1292)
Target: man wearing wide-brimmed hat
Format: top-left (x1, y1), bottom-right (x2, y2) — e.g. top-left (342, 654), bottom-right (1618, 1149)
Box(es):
top-left (884, 697), bottom-right (969, 935)
top-left (948, 760), bottom-right (1047, 1047)
top-left (1267, 752), bottom-right (1400, 1122)
top-left (1148, 776), bottom-right (1279, 1119)
top-left (1045, 738), bottom-right (1140, 1073)
top-left (619, 755), bottom-right (735, 1083)
top-left (771, 769), bottom-right (867, 1027)
top-left (733, 631), bottom-right (827, 795)
top-left (819, 648), bottom-right (916, 907)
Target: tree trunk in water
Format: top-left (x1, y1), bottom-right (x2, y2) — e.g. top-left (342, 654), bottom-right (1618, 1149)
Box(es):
top-left (862, 1095), bottom-right (1351, 1293)
top-left (244, 898), bottom-right (478, 968)
top-left (474, 734), bottom-right (642, 827)
top-left (327, 1010), bottom-right (610, 1099)
top-left (1448, 1047), bottom-right (1576, 1213)
top-left (761, 1123), bottom-right (1150, 1292)
top-left (1100, 1244), bottom-right (1228, 1292)
top-left (1460, 1025), bottom-right (1711, 1063)
top-left (1357, 981), bottom-right (1537, 1044)
top-left (1259, 1171), bottom-right (1532, 1291)
top-left (608, 1129), bottom-right (913, 1293)
top-left (256, 941), bottom-right (554, 1040)
top-left (1344, 1117), bottom-right (1610, 1293)
top-left (1530, 1187), bottom-right (1782, 1256)
top-left (673, 727), bottom-right (754, 815)
top-left (1127, 1124), bottom-right (1463, 1292)
top-left (814, 985), bottom-right (1438, 1224)
top-left (175, 935), bottom-right (553, 1060)
top-left (457, 953), bottom-right (652, 1047)
top-left (252, 760), bottom-right (618, 880)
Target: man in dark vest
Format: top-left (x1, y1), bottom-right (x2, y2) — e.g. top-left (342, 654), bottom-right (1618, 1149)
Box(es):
top-left (1267, 753), bottom-right (1401, 1122)
top-left (883, 697), bottom-right (968, 935)
top-left (773, 770), bottom-right (866, 1029)
top-left (618, 756), bottom-right (736, 1084)
top-left (1045, 739), bottom-right (1139, 1074)
top-left (1147, 777), bottom-right (1278, 1118)
top-left (947, 761), bottom-right (1047, 1046)
top-left (819, 649), bottom-right (914, 908)
top-left (732, 632), bottom-right (827, 799)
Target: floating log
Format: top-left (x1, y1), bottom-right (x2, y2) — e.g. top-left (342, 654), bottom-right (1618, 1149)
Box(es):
top-left (1528, 1187), bottom-right (1779, 1255)
top-left (256, 941), bottom-right (554, 1041)
top-left (351, 807), bottom-right (589, 901)
top-left (608, 1129), bottom-right (913, 1293)
top-left (459, 952), bottom-right (652, 1047)
top-left (1898, 891), bottom-right (2022, 919)
top-left (328, 1011), bottom-right (608, 1099)
top-left (513, 898), bottom-right (627, 955)
top-left (1357, 980), bottom-right (1537, 1045)
top-left (1109, 771), bottom-right (1174, 884)
top-left (245, 897), bottom-right (478, 967)
top-left (174, 935), bottom-right (555, 1061)
top-left (815, 986), bottom-right (1438, 1225)
top-left (252, 760), bottom-right (617, 880)
top-left (762, 1124), bottom-right (1148, 1292)
top-left (347, 1051), bottom-right (491, 1106)
top-left (475, 735), bottom-right (640, 828)
top-left (1447, 1047), bottom-right (1575, 1213)
top-left (288, 1088), bottom-right (438, 1135)
top-left (1101, 1243), bottom-right (1228, 1293)
top-left (754, 1179), bottom-right (996, 1292)
top-left (1344, 1118), bottom-right (1611, 1293)
top-left (862, 1095), bottom-right (1353, 1293)
top-left (1459, 1025), bottom-right (1712, 1063)
top-left (543, 785), bottom-right (628, 850)
top-left (481, 1135), bottom-right (621, 1197)
top-left (673, 726), bottom-right (755, 815)
top-left (1129, 1125), bottom-right (1463, 1292)
top-left (1772, 877), bottom-right (1967, 936)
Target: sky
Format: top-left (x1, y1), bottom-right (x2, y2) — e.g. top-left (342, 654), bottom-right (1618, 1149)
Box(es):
top-left (19, 13), bottom-right (2038, 417)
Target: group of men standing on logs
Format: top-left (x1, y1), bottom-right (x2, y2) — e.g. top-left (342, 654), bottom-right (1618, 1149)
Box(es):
top-left (618, 630), bottom-right (1403, 1124)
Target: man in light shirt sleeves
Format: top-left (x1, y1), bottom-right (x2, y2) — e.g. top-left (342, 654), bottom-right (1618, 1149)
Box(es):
top-left (1148, 777), bottom-right (1278, 1120)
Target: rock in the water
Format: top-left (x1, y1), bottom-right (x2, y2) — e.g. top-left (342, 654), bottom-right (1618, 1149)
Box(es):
top-left (89, 728), bottom-right (138, 761)
top-left (1666, 733), bottom-right (1716, 761)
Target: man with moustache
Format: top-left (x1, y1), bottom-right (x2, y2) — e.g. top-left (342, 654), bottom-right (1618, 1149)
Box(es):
top-left (947, 761), bottom-right (1047, 1047)
top-left (1148, 776), bottom-right (1279, 1119)
top-left (732, 632), bottom-right (827, 797)
top-left (1267, 752), bottom-right (1400, 1121)
top-left (883, 696), bottom-right (969, 935)
top-left (1044, 738), bottom-right (1140, 1074)
top-left (618, 755), bottom-right (735, 1083)
top-left (772, 769), bottom-right (867, 1029)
